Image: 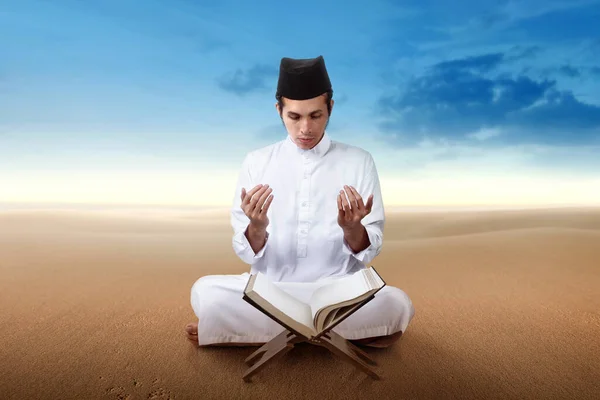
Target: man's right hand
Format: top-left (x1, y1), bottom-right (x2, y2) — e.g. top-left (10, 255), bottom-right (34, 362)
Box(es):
top-left (241, 184), bottom-right (274, 231)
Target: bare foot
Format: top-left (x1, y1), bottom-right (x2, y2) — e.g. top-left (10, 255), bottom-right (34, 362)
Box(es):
top-left (185, 322), bottom-right (198, 344)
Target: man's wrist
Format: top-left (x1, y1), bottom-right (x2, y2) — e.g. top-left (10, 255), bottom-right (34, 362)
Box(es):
top-left (246, 223), bottom-right (268, 254)
top-left (247, 222), bottom-right (267, 238)
top-left (343, 224), bottom-right (370, 253)
top-left (342, 223), bottom-right (364, 237)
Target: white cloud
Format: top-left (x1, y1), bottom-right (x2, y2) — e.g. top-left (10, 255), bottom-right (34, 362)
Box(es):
top-left (466, 127), bottom-right (503, 141)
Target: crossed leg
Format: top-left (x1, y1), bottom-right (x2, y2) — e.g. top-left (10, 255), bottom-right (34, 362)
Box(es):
top-left (186, 273), bottom-right (415, 348)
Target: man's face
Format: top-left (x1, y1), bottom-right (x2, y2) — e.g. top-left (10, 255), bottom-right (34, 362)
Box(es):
top-left (276, 94), bottom-right (334, 150)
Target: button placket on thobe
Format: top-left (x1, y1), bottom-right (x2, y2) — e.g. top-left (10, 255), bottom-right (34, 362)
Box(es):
top-left (297, 152), bottom-right (312, 258)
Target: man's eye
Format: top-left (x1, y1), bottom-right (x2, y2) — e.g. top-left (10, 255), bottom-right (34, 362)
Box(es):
top-left (311, 115), bottom-right (321, 119)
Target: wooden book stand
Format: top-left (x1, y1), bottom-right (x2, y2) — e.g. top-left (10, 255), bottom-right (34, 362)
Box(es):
top-left (241, 292), bottom-right (381, 382)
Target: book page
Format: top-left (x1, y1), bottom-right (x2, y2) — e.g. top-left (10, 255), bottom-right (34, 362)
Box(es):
top-left (308, 269), bottom-right (369, 322)
top-left (364, 267), bottom-right (385, 290)
top-left (251, 272), bottom-right (314, 330)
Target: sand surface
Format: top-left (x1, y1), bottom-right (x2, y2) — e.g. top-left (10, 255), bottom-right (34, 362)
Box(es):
top-left (1, 206), bottom-right (599, 399)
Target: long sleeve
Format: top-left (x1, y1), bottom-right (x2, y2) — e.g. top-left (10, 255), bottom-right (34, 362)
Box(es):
top-left (230, 152), bottom-right (270, 264)
top-left (341, 153), bottom-right (385, 265)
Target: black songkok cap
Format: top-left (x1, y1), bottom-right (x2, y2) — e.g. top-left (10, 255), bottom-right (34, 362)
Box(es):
top-left (276, 55), bottom-right (332, 100)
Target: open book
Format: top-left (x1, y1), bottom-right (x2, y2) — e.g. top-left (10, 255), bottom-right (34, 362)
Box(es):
top-left (242, 267), bottom-right (386, 339)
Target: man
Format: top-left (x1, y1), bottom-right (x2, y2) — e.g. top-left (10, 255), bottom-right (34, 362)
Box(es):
top-left (185, 55), bottom-right (415, 348)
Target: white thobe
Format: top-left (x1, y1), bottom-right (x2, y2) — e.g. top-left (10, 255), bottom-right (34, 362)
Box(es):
top-left (190, 132), bottom-right (415, 345)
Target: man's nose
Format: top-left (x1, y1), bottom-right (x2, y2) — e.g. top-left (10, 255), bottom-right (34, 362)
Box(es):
top-left (300, 118), bottom-right (312, 132)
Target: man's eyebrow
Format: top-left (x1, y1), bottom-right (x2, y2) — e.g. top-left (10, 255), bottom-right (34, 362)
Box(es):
top-left (287, 110), bottom-right (323, 116)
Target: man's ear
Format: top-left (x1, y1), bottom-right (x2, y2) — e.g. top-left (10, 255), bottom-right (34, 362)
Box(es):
top-left (276, 102), bottom-right (285, 118)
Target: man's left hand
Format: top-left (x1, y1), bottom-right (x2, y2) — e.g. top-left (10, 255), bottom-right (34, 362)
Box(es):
top-left (337, 185), bottom-right (373, 231)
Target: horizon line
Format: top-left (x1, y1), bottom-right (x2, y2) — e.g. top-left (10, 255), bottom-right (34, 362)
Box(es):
top-left (2, 201), bottom-right (599, 212)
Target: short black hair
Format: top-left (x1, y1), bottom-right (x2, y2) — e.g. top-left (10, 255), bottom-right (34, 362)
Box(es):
top-left (276, 90), bottom-right (333, 117)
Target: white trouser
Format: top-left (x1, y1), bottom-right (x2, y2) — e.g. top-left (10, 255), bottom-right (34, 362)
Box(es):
top-left (190, 273), bottom-right (415, 345)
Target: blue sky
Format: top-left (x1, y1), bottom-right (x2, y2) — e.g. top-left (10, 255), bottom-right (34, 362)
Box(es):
top-left (1, 0), bottom-right (599, 207)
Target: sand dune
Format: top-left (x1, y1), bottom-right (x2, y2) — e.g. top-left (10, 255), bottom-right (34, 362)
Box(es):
top-left (0, 206), bottom-right (599, 399)
top-left (385, 206), bottom-right (600, 239)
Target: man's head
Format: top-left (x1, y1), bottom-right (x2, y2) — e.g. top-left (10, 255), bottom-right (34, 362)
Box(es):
top-left (275, 56), bottom-right (334, 150)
